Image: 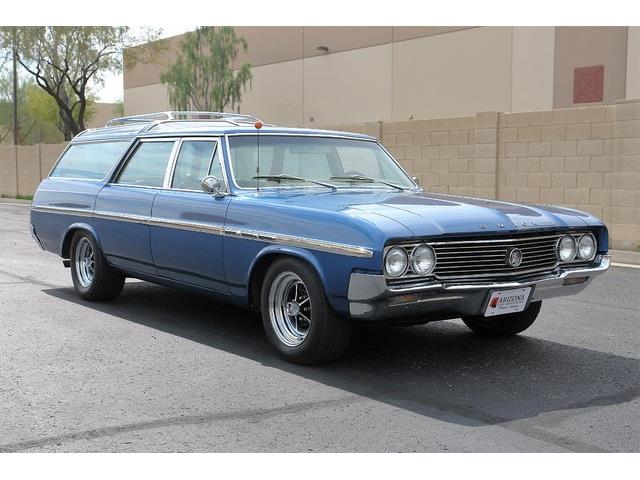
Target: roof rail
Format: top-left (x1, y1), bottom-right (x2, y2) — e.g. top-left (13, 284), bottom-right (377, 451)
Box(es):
top-left (105, 111), bottom-right (269, 127)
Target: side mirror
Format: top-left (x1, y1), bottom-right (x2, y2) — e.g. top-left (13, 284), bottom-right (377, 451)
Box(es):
top-left (201, 175), bottom-right (224, 196)
top-left (412, 176), bottom-right (420, 187)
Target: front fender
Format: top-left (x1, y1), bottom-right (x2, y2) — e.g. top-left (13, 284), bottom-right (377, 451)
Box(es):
top-left (246, 245), bottom-right (349, 314)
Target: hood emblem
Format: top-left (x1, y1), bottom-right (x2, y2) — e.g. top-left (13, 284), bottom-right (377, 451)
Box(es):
top-left (507, 248), bottom-right (523, 267)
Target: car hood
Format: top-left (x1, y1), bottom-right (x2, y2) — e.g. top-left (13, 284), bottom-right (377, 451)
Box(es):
top-left (253, 189), bottom-right (603, 237)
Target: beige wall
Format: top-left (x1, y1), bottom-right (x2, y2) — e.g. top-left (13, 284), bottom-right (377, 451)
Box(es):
top-left (553, 27), bottom-right (628, 108)
top-left (627, 27), bottom-right (640, 99)
top-left (392, 27), bottom-right (514, 121)
top-left (511, 27), bottom-right (555, 112)
top-left (124, 27), bottom-right (475, 90)
top-left (125, 26), bottom-right (633, 123)
top-left (124, 83), bottom-right (170, 116)
top-left (0, 143), bottom-right (66, 197)
top-left (240, 59), bottom-right (304, 126)
top-left (304, 44), bottom-right (392, 126)
top-left (87, 103), bottom-right (120, 129)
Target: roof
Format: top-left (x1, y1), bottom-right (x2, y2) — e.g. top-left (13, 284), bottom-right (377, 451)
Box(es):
top-left (73, 111), bottom-right (376, 143)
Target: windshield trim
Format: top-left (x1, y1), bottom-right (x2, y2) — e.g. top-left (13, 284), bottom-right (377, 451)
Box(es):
top-left (224, 133), bottom-right (418, 192)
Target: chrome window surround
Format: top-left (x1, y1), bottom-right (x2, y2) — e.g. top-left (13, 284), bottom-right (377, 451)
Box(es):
top-left (384, 231), bottom-right (598, 281)
top-left (30, 205), bottom-right (373, 258)
top-left (165, 137), bottom-right (228, 194)
top-left (224, 133), bottom-right (419, 192)
top-left (113, 137), bottom-right (180, 189)
top-left (108, 136), bottom-right (230, 195)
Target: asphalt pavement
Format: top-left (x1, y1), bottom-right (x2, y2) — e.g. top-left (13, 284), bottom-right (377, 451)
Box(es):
top-left (0, 201), bottom-right (638, 452)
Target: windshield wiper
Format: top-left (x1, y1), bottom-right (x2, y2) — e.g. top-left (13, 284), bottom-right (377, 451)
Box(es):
top-left (252, 174), bottom-right (337, 191)
top-left (329, 174), bottom-right (405, 191)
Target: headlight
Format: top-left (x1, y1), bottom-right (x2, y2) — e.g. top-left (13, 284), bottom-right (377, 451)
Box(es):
top-left (410, 244), bottom-right (436, 275)
top-left (557, 235), bottom-right (577, 262)
top-left (384, 247), bottom-right (408, 278)
top-left (577, 234), bottom-right (596, 260)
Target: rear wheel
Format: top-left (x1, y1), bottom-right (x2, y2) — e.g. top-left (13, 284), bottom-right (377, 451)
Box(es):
top-left (260, 258), bottom-right (352, 364)
top-left (462, 301), bottom-right (542, 337)
top-left (70, 231), bottom-right (125, 301)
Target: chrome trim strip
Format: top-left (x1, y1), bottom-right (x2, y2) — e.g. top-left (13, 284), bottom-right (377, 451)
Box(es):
top-left (222, 227), bottom-right (373, 258)
top-left (148, 217), bottom-right (225, 236)
top-left (31, 205), bottom-right (92, 217)
top-left (93, 210), bottom-right (149, 224)
top-left (33, 205), bottom-right (372, 258)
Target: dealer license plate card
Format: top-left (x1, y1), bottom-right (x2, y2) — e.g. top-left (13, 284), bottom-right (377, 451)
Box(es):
top-left (483, 287), bottom-right (532, 317)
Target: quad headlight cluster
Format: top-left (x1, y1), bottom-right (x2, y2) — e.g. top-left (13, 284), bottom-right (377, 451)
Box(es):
top-left (384, 244), bottom-right (436, 278)
top-left (556, 233), bottom-right (597, 263)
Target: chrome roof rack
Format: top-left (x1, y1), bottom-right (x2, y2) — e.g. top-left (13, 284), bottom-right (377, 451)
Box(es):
top-left (105, 111), bottom-right (270, 127)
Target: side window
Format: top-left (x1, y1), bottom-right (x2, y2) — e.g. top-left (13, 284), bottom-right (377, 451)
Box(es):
top-left (50, 141), bottom-right (130, 180)
top-left (116, 141), bottom-right (175, 187)
top-left (171, 140), bottom-right (224, 191)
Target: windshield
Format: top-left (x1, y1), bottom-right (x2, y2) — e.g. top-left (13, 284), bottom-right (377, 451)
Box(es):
top-left (227, 135), bottom-right (416, 189)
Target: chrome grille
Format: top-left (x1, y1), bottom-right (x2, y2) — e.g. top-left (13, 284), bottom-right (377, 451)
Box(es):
top-left (432, 234), bottom-right (561, 279)
top-left (388, 232), bottom-right (593, 282)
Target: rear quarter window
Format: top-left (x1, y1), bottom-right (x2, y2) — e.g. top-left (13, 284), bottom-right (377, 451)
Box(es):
top-left (50, 141), bottom-right (130, 180)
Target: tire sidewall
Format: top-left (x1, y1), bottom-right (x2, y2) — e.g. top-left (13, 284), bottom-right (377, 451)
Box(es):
top-left (260, 258), bottom-right (334, 362)
top-left (70, 231), bottom-right (100, 298)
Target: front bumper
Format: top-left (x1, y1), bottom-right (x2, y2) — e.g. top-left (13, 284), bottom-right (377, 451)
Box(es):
top-left (347, 254), bottom-right (610, 322)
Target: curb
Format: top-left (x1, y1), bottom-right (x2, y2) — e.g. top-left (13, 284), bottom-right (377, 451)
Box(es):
top-left (610, 249), bottom-right (640, 267)
top-left (0, 198), bottom-right (31, 205)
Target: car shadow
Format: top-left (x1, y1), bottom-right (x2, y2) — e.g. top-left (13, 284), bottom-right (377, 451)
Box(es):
top-left (44, 282), bottom-right (640, 428)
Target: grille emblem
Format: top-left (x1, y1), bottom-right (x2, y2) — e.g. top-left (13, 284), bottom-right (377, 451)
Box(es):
top-left (507, 248), bottom-right (523, 267)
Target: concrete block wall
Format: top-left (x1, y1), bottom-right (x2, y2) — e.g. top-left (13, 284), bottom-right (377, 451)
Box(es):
top-left (329, 98), bottom-right (640, 250)
top-left (0, 143), bottom-right (66, 198)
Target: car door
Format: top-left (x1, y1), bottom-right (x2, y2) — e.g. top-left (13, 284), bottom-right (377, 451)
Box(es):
top-left (149, 138), bottom-right (231, 292)
top-left (93, 138), bottom-right (178, 275)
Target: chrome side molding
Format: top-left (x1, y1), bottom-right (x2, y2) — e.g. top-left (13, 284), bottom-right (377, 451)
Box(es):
top-left (32, 205), bottom-right (373, 259)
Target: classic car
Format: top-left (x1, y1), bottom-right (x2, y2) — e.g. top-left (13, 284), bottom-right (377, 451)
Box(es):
top-left (30, 111), bottom-right (610, 364)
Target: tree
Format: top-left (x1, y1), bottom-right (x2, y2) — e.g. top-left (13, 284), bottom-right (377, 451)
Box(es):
top-left (0, 27), bottom-right (162, 140)
top-left (161, 27), bottom-right (252, 112)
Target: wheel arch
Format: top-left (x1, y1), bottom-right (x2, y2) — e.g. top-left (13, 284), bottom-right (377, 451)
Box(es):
top-left (60, 222), bottom-right (101, 259)
top-left (246, 246), bottom-right (330, 311)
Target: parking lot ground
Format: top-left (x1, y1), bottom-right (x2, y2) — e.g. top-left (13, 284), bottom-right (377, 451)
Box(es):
top-left (0, 202), bottom-right (638, 452)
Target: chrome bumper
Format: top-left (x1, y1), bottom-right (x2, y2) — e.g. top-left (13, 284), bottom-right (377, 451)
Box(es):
top-left (347, 254), bottom-right (610, 322)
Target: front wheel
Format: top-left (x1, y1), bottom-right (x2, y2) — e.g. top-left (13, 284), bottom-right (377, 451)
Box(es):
top-left (462, 301), bottom-right (542, 337)
top-left (260, 258), bottom-right (352, 364)
top-left (70, 231), bottom-right (125, 302)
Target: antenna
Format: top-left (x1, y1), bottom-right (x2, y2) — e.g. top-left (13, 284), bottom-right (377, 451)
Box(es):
top-left (254, 120), bottom-right (263, 192)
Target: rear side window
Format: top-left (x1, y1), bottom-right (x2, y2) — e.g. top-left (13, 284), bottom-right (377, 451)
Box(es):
top-left (116, 141), bottom-right (175, 187)
top-left (50, 141), bottom-right (130, 180)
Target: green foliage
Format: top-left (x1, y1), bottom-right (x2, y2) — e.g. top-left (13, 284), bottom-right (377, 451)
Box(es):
top-left (161, 27), bottom-right (252, 112)
top-left (0, 27), bottom-right (162, 140)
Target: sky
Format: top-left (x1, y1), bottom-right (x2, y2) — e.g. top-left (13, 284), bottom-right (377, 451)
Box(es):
top-left (95, 26), bottom-right (194, 103)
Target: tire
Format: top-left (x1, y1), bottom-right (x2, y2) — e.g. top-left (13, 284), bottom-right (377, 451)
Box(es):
top-left (462, 301), bottom-right (542, 337)
top-left (70, 230), bottom-right (125, 302)
top-left (260, 257), bottom-right (352, 364)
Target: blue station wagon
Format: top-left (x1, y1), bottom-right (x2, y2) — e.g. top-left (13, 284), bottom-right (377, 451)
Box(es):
top-left (30, 111), bottom-right (610, 364)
